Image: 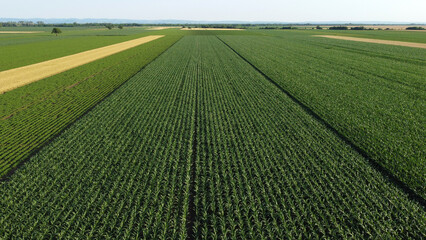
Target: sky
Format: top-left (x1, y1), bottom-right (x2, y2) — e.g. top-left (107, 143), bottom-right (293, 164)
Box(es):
top-left (2, 0), bottom-right (426, 23)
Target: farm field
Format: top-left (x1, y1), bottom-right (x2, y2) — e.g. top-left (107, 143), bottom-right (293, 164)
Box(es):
top-left (0, 27), bottom-right (174, 71)
top-left (1, 35), bottom-right (425, 239)
top-left (219, 32), bottom-right (426, 198)
top-left (0, 31), bottom-right (43, 33)
top-left (0, 35), bottom-right (164, 93)
top-left (181, 28), bottom-right (244, 31)
top-left (0, 34), bottom-right (181, 177)
top-left (315, 35), bottom-right (426, 48)
top-left (297, 29), bottom-right (426, 43)
top-left (0, 27), bottom-right (425, 239)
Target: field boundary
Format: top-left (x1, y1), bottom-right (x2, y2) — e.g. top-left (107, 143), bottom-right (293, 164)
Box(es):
top-left (0, 36), bottom-right (183, 182)
top-left (315, 35), bottom-right (426, 49)
top-left (0, 35), bottom-right (164, 94)
top-left (217, 36), bottom-right (426, 208)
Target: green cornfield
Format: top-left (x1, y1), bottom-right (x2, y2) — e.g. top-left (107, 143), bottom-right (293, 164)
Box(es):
top-left (0, 29), bottom-right (425, 239)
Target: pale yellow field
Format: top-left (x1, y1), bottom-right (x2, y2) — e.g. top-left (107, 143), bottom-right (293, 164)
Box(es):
top-left (147, 27), bottom-right (179, 30)
top-left (0, 31), bottom-right (43, 34)
top-left (0, 35), bottom-right (164, 94)
top-left (181, 28), bottom-right (244, 31)
top-left (315, 35), bottom-right (426, 49)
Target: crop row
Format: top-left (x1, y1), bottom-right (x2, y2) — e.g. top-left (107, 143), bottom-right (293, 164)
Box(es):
top-left (0, 37), bottom-right (198, 239)
top-left (0, 35), bottom-right (181, 178)
top-left (192, 36), bottom-right (424, 239)
top-left (219, 33), bottom-right (426, 198)
top-left (1, 36), bottom-right (424, 239)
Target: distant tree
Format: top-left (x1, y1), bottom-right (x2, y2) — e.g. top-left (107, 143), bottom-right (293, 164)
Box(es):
top-left (51, 27), bottom-right (62, 36)
top-left (316, 25), bottom-right (323, 29)
top-left (350, 26), bottom-right (374, 30)
top-left (406, 26), bottom-right (425, 30)
top-left (118, 25), bottom-right (123, 29)
top-left (106, 24), bottom-right (114, 30)
top-left (329, 26), bottom-right (348, 30)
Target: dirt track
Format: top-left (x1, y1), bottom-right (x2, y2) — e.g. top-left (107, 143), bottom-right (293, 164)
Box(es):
top-left (315, 35), bottom-right (426, 49)
top-left (0, 35), bottom-right (164, 94)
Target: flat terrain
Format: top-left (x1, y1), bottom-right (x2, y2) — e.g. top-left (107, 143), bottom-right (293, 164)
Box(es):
top-left (1, 36), bottom-right (424, 239)
top-left (222, 32), bottom-right (425, 198)
top-left (0, 28), bottom-right (424, 239)
top-left (0, 31), bottom-right (43, 34)
top-left (316, 35), bottom-right (426, 48)
top-left (362, 25), bottom-right (425, 30)
top-left (147, 27), bottom-right (179, 30)
top-left (0, 35), bottom-right (164, 93)
top-left (0, 33), bottom-right (180, 177)
top-left (181, 28), bottom-right (244, 30)
top-left (303, 29), bottom-right (426, 43)
top-left (328, 25), bottom-right (425, 30)
top-left (0, 27), bottom-right (171, 71)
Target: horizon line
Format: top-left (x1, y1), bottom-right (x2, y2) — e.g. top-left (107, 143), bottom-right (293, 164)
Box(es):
top-left (1, 18), bottom-right (426, 25)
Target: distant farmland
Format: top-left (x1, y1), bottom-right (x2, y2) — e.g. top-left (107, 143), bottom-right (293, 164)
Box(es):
top-left (0, 35), bottom-right (164, 93)
top-left (0, 27), bottom-right (424, 239)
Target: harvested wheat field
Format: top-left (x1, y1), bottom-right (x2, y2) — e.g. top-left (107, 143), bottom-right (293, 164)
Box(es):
top-left (0, 35), bottom-right (164, 93)
top-left (181, 28), bottom-right (244, 30)
top-left (147, 27), bottom-right (179, 30)
top-left (316, 35), bottom-right (426, 49)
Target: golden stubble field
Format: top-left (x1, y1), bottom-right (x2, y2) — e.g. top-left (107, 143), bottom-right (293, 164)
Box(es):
top-left (0, 35), bottom-right (164, 94)
top-left (316, 35), bottom-right (426, 49)
top-left (181, 28), bottom-right (244, 31)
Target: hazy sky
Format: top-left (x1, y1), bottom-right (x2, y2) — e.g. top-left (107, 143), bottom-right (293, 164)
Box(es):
top-left (2, 0), bottom-right (426, 22)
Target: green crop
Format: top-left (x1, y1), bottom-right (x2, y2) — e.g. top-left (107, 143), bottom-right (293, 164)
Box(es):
top-left (219, 32), bottom-right (426, 198)
top-left (1, 36), bottom-right (424, 239)
top-left (0, 35), bottom-right (181, 178)
top-left (0, 27), bottom-right (180, 71)
top-left (0, 36), bottom-right (197, 239)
